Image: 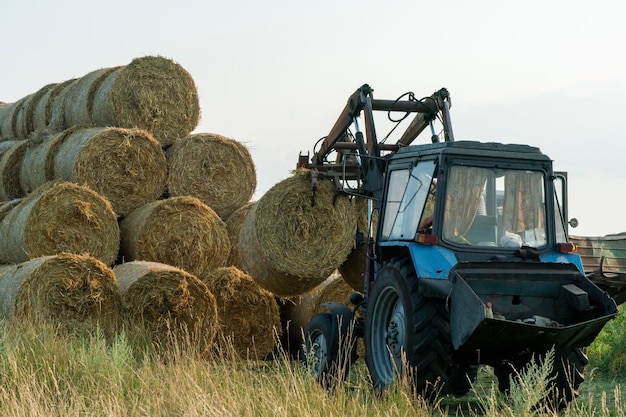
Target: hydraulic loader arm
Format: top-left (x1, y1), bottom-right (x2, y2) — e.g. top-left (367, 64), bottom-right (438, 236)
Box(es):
top-left (297, 84), bottom-right (453, 200)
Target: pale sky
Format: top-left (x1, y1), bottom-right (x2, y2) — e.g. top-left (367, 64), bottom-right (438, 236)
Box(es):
top-left (1, 0), bottom-right (625, 236)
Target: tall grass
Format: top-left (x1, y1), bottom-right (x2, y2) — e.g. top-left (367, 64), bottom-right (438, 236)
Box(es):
top-left (588, 304), bottom-right (626, 374)
top-left (0, 317), bottom-right (623, 417)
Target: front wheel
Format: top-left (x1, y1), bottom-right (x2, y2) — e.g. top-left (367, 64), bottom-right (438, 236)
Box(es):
top-left (365, 258), bottom-right (452, 401)
top-left (300, 312), bottom-right (356, 387)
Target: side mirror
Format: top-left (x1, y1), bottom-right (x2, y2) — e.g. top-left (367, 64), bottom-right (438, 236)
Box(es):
top-left (569, 218), bottom-right (579, 228)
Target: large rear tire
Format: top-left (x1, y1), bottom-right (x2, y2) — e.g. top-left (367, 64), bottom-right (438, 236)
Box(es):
top-left (364, 258), bottom-right (452, 401)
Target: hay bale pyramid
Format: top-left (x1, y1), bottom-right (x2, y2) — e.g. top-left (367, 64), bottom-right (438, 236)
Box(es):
top-left (0, 55), bottom-right (364, 357)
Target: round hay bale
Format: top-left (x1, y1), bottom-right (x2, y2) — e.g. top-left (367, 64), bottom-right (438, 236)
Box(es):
top-left (64, 67), bottom-right (118, 127)
top-left (166, 133), bottom-right (256, 219)
top-left (224, 201), bottom-right (255, 269)
top-left (278, 272), bottom-right (354, 356)
top-left (201, 266), bottom-right (281, 359)
top-left (91, 56), bottom-right (200, 147)
top-left (238, 169), bottom-right (356, 297)
top-left (0, 181), bottom-right (120, 265)
top-left (0, 253), bottom-right (122, 334)
top-left (114, 260), bottom-right (218, 353)
top-left (0, 140), bottom-right (28, 201)
top-left (31, 79), bottom-right (77, 133)
top-left (52, 126), bottom-right (167, 216)
top-left (119, 196), bottom-right (231, 278)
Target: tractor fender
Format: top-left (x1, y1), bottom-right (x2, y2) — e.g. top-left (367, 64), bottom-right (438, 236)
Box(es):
top-left (320, 302), bottom-right (354, 323)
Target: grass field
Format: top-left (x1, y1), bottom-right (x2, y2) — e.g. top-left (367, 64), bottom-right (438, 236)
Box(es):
top-left (0, 306), bottom-right (623, 416)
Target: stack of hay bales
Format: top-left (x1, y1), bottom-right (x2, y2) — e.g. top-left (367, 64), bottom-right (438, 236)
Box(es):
top-left (237, 169), bottom-right (356, 297)
top-left (0, 56), bottom-right (200, 146)
top-left (113, 261), bottom-right (219, 354)
top-left (0, 56), bottom-right (370, 358)
top-left (0, 253), bottom-right (122, 336)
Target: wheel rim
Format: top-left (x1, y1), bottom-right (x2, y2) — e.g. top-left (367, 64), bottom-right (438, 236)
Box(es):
top-left (369, 285), bottom-right (405, 385)
top-left (308, 329), bottom-right (328, 377)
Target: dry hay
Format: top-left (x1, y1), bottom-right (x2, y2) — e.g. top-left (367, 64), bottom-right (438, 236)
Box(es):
top-left (201, 266), bottom-right (281, 359)
top-left (238, 169), bottom-right (356, 297)
top-left (113, 260), bottom-right (218, 353)
top-left (166, 133), bottom-right (256, 219)
top-left (0, 181), bottom-right (120, 265)
top-left (278, 272), bottom-right (354, 356)
top-left (338, 196), bottom-right (378, 292)
top-left (90, 55), bottom-right (200, 146)
top-left (51, 126), bottom-right (166, 217)
top-left (119, 196), bottom-right (231, 278)
top-left (0, 140), bottom-right (28, 201)
top-left (0, 253), bottom-right (122, 335)
top-left (224, 201), bottom-right (255, 269)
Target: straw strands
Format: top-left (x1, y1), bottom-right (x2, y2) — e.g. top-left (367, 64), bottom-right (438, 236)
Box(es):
top-left (119, 196), bottom-right (231, 279)
top-left (114, 260), bottom-right (218, 353)
top-left (0, 253), bottom-right (122, 334)
top-left (0, 181), bottom-right (120, 265)
top-left (166, 133), bottom-right (256, 219)
top-left (202, 266), bottom-right (281, 359)
top-left (238, 169), bottom-right (356, 297)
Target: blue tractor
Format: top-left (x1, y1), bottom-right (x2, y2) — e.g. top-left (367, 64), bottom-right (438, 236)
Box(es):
top-left (298, 84), bottom-right (618, 409)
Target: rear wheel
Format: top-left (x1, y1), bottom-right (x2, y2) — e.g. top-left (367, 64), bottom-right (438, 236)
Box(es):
top-left (365, 258), bottom-right (452, 401)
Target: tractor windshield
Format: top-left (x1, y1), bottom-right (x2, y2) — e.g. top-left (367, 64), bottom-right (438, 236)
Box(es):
top-left (442, 165), bottom-right (547, 248)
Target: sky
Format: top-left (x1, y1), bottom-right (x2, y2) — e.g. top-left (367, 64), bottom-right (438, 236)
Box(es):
top-left (1, 0), bottom-right (625, 236)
